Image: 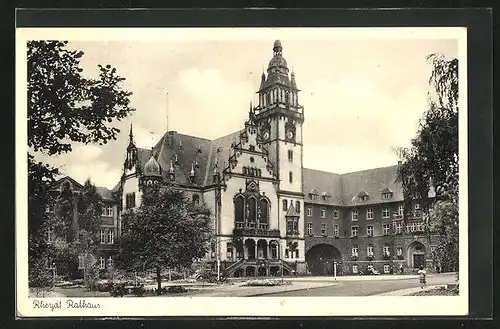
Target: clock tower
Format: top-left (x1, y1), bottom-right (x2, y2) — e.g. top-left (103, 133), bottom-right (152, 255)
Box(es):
top-left (256, 40), bottom-right (304, 195)
top-left (255, 40), bottom-right (305, 266)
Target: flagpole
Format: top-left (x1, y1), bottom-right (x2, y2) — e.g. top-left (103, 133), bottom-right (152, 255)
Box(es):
top-left (166, 88), bottom-right (169, 134)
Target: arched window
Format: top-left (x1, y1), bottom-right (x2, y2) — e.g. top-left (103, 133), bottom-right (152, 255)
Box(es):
top-left (192, 194), bottom-right (200, 205)
top-left (295, 201), bottom-right (300, 213)
top-left (260, 198), bottom-right (269, 223)
top-left (234, 196), bottom-right (245, 223)
top-left (282, 199), bottom-right (288, 211)
top-left (247, 197), bottom-right (257, 224)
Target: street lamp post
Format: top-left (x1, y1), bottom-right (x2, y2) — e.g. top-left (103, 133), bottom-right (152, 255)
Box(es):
top-left (334, 261), bottom-right (337, 280)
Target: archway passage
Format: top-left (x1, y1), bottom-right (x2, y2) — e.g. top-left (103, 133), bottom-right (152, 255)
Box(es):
top-left (305, 244), bottom-right (342, 276)
top-left (408, 241), bottom-right (426, 269)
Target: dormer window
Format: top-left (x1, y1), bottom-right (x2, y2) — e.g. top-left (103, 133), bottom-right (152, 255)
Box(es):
top-left (358, 191), bottom-right (369, 202)
top-left (309, 189), bottom-right (319, 201)
top-left (381, 188), bottom-right (393, 200)
top-left (322, 192), bottom-right (332, 202)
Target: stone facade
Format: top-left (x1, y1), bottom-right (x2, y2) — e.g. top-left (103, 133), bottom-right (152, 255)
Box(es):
top-left (109, 40), bottom-right (440, 277)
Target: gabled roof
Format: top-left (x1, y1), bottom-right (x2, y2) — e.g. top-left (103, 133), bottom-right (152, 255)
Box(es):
top-left (285, 204), bottom-right (300, 217)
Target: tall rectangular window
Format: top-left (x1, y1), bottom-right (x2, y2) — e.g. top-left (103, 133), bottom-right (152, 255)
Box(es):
top-left (99, 257), bottom-right (105, 270)
top-left (366, 208), bottom-right (373, 220)
top-left (397, 247), bottom-right (403, 256)
top-left (351, 226), bottom-right (358, 237)
top-left (352, 265), bottom-right (358, 274)
top-left (383, 245), bottom-right (391, 256)
top-left (320, 209), bottom-right (326, 218)
top-left (382, 207), bottom-right (390, 218)
top-left (107, 256), bottom-right (113, 268)
top-left (351, 210), bottom-right (358, 221)
top-left (307, 223), bottom-right (313, 236)
top-left (126, 193), bottom-right (136, 209)
top-left (99, 230), bottom-right (106, 244)
top-left (398, 205), bottom-right (404, 216)
top-left (395, 221), bottom-right (403, 234)
top-left (288, 150), bottom-right (293, 162)
top-left (107, 230), bottom-right (114, 244)
top-left (366, 225), bottom-right (374, 236)
top-left (384, 265), bottom-right (390, 274)
top-left (367, 245), bottom-right (374, 256)
top-left (352, 246), bottom-right (358, 257)
top-left (282, 199), bottom-right (288, 211)
top-left (321, 223), bottom-right (326, 236)
top-left (226, 242), bottom-right (233, 259)
top-left (288, 171), bottom-right (293, 183)
top-left (307, 207), bottom-right (312, 217)
top-left (383, 224), bottom-right (390, 235)
top-left (333, 224), bottom-right (339, 237)
top-left (333, 209), bottom-right (339, 219)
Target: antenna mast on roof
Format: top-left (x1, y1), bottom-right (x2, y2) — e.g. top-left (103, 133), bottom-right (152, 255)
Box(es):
top-left (166, 88), bottom-right (169, 134)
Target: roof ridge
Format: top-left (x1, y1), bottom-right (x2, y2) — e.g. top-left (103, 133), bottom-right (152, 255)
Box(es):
top-left (339, 164), bottom-right (399, 176)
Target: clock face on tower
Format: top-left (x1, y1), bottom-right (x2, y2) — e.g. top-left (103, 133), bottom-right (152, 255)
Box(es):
top-left (286, 128), bottom-right (295, 141)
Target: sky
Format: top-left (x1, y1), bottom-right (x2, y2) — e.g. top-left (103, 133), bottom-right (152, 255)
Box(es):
top-left (33, 34), bottom-right (458, 189)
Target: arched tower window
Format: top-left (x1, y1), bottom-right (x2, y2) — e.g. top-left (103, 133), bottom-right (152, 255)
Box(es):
top-left (234, 195), bottom-right (245, 225)
top-left (295, 201), bottom-right (300, 213)
top-left (247, 197), bottom-right (257, 226)
top-left (282, 199), bottom-right (288, 211)
top-left (260, 198), bottom-right (269, 224)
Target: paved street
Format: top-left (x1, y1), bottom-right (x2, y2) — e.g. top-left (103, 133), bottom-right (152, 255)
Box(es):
top-left (260, 273), bottom-right (456, 296)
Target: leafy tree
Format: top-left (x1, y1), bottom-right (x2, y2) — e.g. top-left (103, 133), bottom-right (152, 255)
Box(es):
top-left (116, 188), bottom-right (213, 295)
top-left (28, 40), bottom-right (135, 156)
top-left (28, 256), bottom-right (53, 297)
top-left (396, 53), bottom-right (459, 272)
top-left (27, 40), bottom-right (134, 285)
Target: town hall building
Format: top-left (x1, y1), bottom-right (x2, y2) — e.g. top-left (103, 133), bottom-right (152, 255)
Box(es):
top-left (111, 40), bottom-right (440, 277)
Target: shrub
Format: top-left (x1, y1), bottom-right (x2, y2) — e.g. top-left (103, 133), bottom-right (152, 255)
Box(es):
top-left (109, 283), bottom-right (127, 297)
top-left (132, 285), bottom-right (145, 297)
top-left (96, 281), bottom-right (114, 292)
top-left (167, 285), bottom-right (187, 294)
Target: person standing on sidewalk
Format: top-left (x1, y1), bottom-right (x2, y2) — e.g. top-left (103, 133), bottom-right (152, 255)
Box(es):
top-left (417, 266), bottom-right (426, 288)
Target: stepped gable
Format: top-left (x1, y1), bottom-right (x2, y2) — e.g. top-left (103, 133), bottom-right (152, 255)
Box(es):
top-left (303, 168), bottom-right (343, 206)
top-left (340, 165), bottom-right (402, 206)
top-left (204, 130), bottom-right (242, 185)
top-left (153, 131), bottom-right (212, 186)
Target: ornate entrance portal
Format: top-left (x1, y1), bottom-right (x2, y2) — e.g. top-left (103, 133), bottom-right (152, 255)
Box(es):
top-left (305, 244), bottom-right (342, 276)
top-left (408, 241), bottom-right (426, 268)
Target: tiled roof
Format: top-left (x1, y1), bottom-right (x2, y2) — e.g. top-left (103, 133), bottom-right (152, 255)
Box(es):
top-left (303, 168), bottom-right (343, 205)
top-left (340, 165), bottom-right (403, 206)
top-left (151, 132), bottom-right (212, 187)
top-left (303, 165), bottom-right (408, 207)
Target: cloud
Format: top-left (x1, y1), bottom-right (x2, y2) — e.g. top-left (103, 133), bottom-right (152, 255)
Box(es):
top-left (65, 161), bottom-right (121, 189)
